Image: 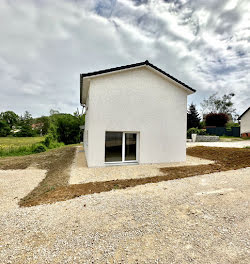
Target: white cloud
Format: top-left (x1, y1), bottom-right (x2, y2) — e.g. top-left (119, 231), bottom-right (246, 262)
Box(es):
top-left (0, 0), bottom-right (249, 117)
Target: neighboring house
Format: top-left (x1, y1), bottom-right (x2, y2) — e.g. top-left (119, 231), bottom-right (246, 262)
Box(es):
top-left (238, 107), bottom-right (250, 137)
top-left (31, 123), bottom-right (43, 130)
top-left (80, 60), bottom-right (196, 167)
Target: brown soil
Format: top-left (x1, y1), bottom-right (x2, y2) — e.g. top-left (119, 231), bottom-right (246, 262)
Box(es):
top-left (4, 146), bottom-right (247, 207)
top-left (0, 146), bottom-right (76, 207)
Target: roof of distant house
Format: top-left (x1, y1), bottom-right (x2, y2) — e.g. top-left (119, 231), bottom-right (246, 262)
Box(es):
top-left (238, 107), bottom-right (250, 120)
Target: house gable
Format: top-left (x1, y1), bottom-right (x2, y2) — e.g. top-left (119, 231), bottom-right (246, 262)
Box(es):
top-left (80, 60), bottom-right (196, 104)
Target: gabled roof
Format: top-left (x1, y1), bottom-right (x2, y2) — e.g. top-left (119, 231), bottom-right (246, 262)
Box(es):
top-left (80, 60), bottom-right (196, 104)
top-left (238, 107), bottom-right (250, 120)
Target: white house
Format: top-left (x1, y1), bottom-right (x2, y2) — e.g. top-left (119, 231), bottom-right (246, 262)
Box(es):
top-left (80, 60), bottom-right (196, 167)
top-left (238, 107), bottom-right (250, 138)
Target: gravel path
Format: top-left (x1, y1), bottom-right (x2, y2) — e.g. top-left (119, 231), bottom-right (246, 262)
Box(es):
top-left (70, 147), bottom-right (214, 184)
top-left (187, 141), bottom-right (250, 148)
top-left (0, 168), bottom-right (46, 213)
top-left (1, 167), bottom-right (249, 263)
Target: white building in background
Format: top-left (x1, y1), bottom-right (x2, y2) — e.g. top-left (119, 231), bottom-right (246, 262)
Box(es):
top-left (238, 107), bottom-right (250, 137)
top-left (80, 60), bottom-right (196, 167)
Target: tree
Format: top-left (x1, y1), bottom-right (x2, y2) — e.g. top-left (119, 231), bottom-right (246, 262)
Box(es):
top-left (73, 108), bottom-right (85, 126)
top-left (205, 113), bottom-right (229, 127)
top-left (55, 114), bottom-right (80, 144)
top-left (15, 111), bottom-right (34, 137)
top-left (187, 103), bottom-right (200, 129)
top-left (22, 111), bottom-right (32, 124)
top-left (33, 116), bottom-right (50, 135)
top-left (201, 93), bottom-right (237, 119)
top-left (0, 111), bottom-right (19, 128)
top-left (0, 120), bottom-right (11, 137)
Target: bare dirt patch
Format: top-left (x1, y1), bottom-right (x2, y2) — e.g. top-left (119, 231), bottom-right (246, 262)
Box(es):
top-left (0, 146), bottom-right (76, 207)
top-left (23, 146), bottom-right (250, 206)
top-left (1, 146), bottom-right (249, 207)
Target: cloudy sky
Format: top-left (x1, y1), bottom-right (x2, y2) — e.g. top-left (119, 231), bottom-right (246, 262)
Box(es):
top-left (1, 0), bottom-right (249, 117)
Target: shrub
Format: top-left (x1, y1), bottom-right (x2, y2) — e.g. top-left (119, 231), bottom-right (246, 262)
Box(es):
top-left (32, 144), bottom-right (47, 153)
top-left (43, 134), bottom-right (53, 148)
top-left (47, 141), bottom-right (64, 149)
top-left (205, 113), bottom-right (229, 127)
top-left (187, 128), bottom-right (207, 139)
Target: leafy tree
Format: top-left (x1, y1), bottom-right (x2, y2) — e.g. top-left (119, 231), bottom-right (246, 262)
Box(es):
top-left (74, 107), bottom-right (85, 141)
top-left (15, 111), bottom-right (34, 137)
top-left (205, 113), bottom-right (229, 127)
top-left (187, 103), bottom-right (200, 130)
top-left (201, 93), bottom-right (237, 119)
top-left (0, 111), bottom-right (19, 128)
top-left (55, 114), bottom-right (80, 145)
top-left (0, 120), bottom-right (11, 137)
top-left (33, 116), bottom-right (50, 135)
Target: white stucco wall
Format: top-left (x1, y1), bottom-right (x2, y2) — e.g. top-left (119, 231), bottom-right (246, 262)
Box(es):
top-left (84, 67), bottom-right (189, 167)
top-left (83, 96), bottom-right (89, 159)
top-left (240, 110), bottom-right (250, 134)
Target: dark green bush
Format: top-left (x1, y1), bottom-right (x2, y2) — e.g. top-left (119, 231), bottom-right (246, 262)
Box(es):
top-left (43, 134), bottom-right (53, 147)
top-left (32, 144), bottom-right (47, 153)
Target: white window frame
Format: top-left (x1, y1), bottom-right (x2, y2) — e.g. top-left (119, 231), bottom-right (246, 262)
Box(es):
top-left (105, 131), bottom-right (139, 165)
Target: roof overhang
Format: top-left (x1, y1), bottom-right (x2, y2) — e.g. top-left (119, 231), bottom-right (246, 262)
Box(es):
top-left (80, 60), bottom-right (196, 104)
top-left (238, 107), bottom-right (250, 120)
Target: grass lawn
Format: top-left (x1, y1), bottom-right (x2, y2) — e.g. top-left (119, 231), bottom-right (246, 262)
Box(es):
top-left (219, 136), bottom-right (244, 141)
top-left (0, 136), bottom-right (45, 157)
top-left (0, 137), bottom-right (44, 149)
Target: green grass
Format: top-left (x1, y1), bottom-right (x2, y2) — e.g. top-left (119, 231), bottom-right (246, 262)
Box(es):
top-left (0, 137), bottom-right (81, 157)
top-left (0, 136), bottom-right (45, 157)
top-left (219, 136), bottom-right (244, 142)
top-left (0, 136), bottom-right (44, 149)
top-left (219, 136), bottom-right (250, 142)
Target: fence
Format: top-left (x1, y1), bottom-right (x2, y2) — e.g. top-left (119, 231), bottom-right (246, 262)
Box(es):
top-left (206, 127), bottom-right (240, 137)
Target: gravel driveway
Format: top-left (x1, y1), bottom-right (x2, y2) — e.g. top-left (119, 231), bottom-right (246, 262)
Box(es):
top-left (1, 167), bottom-right (249, 263)
top-left (187, 141), bottom-right (250, 148)
top-left (0, 168), bottom-right (46, 213)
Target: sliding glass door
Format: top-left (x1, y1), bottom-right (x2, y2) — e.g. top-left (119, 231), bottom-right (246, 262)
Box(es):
top-left (125, 133), bottom-right (137, 161)
top-left (105, 132), bottom-right (137, 163)
top-left (105, 132), bottom-right (123, 162)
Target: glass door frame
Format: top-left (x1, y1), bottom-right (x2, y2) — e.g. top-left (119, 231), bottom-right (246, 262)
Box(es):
top-left (105, 131), bottom-right (139, 164)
